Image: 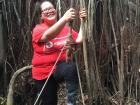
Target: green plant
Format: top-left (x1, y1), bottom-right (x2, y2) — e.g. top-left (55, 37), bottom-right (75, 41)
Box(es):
top-left (0, 97), bottom-right (6, 105)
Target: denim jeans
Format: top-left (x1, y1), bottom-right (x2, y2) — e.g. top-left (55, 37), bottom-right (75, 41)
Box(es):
top-left (35, 61), bottom-right (78, 105)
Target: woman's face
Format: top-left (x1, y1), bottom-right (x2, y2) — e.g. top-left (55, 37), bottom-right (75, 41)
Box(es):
top-left (41, 1), bottom-right (57, 25)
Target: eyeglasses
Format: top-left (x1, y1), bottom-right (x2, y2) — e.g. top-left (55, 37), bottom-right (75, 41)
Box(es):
top-left (41, 7), bottom-right (55, 13)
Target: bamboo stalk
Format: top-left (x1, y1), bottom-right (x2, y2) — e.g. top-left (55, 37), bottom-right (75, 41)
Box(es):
top-left (108, 0), bottom-right (124, 104)
top-left (79, 0), bottom-right (92, 102)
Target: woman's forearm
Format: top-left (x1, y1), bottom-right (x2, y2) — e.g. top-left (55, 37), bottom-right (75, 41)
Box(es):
top-left (40, 17), bottom-right (67, 42)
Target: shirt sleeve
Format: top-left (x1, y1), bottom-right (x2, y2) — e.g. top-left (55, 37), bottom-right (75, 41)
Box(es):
top-left (32, 25), bottom-right (47, 43)
top-left (32, 25), bottom-right (48, 54)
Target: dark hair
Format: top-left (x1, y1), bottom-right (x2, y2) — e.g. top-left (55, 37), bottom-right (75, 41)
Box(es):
top-left (38, 0), bottom-right (56, 12)
top-left (31, 0), bottom-right (57, 29)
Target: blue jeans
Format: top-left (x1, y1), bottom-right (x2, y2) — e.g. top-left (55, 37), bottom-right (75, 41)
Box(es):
top-left (35, 61), bottom-right (78, 105)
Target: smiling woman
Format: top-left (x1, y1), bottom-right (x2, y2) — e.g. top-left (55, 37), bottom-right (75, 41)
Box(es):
top-left (32, 1), bottom-right (87, 105)
top-left (40, 1), bottom-right (57, 26)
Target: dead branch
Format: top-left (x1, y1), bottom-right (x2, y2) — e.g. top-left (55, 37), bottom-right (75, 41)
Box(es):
top-left (6, 65), bottom-right (32, 105)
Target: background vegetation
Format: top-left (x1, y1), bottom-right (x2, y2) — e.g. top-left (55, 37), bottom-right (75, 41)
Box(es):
top-left (0, 0), bottom-right (140, 105)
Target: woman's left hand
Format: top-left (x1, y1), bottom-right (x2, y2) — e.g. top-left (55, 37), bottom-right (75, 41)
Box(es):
top-left (79, 8), bottom-right (87, 20)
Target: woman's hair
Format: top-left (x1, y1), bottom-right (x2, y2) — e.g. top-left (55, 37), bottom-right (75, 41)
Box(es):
top-left (36, 0), bottom-right (56, 15)
top-left (33, 0), bottom-right (56, 24)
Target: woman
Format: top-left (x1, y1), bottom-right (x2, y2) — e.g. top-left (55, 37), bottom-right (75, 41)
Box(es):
top-left (32, 1), bottom-right (87, 105)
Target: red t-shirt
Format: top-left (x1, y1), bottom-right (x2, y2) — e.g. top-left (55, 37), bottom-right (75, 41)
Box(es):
top-left (32, 23), bottom-right (78, 80)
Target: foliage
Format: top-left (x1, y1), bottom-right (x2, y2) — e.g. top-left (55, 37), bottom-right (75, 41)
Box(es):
top-left (0, 97), bottom-right (6, 105)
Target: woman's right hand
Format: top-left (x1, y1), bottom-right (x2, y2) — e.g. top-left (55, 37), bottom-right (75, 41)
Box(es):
top-left (62, 8), bottom-right (77, 22)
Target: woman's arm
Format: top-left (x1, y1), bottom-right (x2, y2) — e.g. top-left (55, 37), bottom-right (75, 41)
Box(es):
top-left (76, 9), bottom-right (87, 43)
top-left (40, 8), bottom-right (77, 42)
